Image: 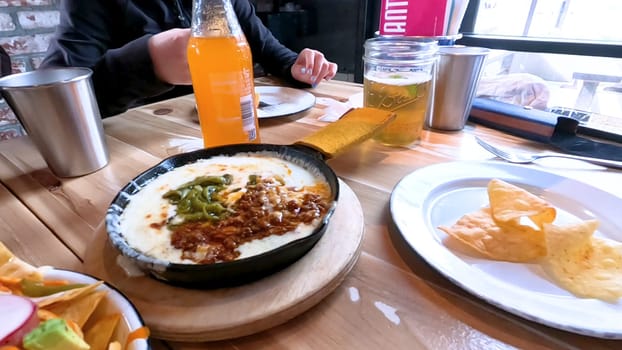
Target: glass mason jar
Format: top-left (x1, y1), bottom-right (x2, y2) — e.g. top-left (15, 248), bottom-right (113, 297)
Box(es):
top-left (363, 37), bottom-right (438, 147)
top-left (187, 0), bottom-right (260, 148)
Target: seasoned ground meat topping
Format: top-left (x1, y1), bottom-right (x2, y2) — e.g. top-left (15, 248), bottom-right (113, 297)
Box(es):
top-left (168, 176), bottom-right (331, 263)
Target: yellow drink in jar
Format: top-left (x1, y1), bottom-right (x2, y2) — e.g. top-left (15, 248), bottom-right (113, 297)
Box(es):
top-left (364, 71), bottom-right (433, 146)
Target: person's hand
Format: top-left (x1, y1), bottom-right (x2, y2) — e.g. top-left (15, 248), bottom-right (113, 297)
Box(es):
top-left (290, 48), bottom-right (338, 87)
top-left (148, 28), bottom-right (192, 85)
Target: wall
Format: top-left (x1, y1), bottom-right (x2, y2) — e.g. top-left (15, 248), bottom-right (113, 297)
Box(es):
top-left (257, 0), bottom-right (377, 83)
top-left (296, 0), bottom-right (362, 80)
top-left (0, 0), bottom-right (60, 140)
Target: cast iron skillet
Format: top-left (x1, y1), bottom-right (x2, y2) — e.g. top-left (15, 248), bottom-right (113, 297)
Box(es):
top-left (106, 143), bottom-right (339, 288)
top-left (105, 107), bottom-right (395, 288)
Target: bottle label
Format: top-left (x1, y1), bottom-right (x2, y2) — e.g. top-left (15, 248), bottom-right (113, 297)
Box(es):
top-left (240, 94), bottom-right (257, 142)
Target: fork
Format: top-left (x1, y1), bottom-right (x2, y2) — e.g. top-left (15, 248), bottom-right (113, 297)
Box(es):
top-left (475, 136), bottom-right (622, 169)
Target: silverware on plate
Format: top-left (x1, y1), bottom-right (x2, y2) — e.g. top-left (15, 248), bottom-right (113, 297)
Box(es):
top-left (475, 136), bottom-right (622, 169)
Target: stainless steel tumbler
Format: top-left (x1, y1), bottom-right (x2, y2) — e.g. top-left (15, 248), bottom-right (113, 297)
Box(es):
top-left (426, 46), bottom-right (489, 131)
top-left (0, 67), bottom-right (109, 177)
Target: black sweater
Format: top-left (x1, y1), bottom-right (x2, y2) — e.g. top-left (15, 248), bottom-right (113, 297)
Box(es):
top-left (41, 0), bottom-right (299, 117)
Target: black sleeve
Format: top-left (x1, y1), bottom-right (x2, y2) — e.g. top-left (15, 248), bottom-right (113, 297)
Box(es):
top-left (40, 0), bottom-right (174, 118)
top-left (0, 46), bottom-right (11, 76)
top-left (232, 0), bottom-right (305, 85)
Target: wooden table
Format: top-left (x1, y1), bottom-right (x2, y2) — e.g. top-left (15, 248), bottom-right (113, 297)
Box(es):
top-left (1, 78), bottom-right (621, 349)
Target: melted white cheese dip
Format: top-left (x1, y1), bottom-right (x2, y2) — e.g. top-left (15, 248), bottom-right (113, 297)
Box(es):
top-left (119, 153), bottom-right (329, 264)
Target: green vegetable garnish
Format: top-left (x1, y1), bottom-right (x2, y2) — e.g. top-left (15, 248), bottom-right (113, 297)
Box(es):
top-left (388, 73), bottom-right (404, 79)
top-left (163, 174), bottom-right (233, 227)
top-left (20, 279), bottom-right (87, 297)
top-left (406, 84), bottom-right (419, 97)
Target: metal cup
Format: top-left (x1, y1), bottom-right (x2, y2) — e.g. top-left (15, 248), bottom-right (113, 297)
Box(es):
top-left (427, 46), bottom-right (489, 131)
top-left (0, 67), bottom-right (109, 177)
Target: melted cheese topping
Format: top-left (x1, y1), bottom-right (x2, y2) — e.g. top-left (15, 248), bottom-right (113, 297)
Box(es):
top-left (119, 153), bottom-right (330, 264)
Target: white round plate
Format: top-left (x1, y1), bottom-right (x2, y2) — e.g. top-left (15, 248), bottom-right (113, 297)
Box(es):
top-left (255, 86), bottom-right (316, 118)
top-left (44, 269), bottom-right (150, 349)
top-left (390, 161), bottom-right (622, 339)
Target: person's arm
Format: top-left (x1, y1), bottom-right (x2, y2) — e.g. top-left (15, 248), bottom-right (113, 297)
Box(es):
top-left (0, 46), bottom-right (11, 76)
top-left (231, 0), bottom-right (300, 83)
top-left (40, 0), bottom-right (174, 117)
top-left (232, 1), bottom-right (337, 87)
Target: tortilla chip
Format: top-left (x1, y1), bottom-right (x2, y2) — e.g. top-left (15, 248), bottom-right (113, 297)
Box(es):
top-left (488, 179), bottom-right (556, 227)
top-left (439, 207), bottom-right (547, 262)
top-left (84, 313), bottom-right (121, 350)
top-left (43, 290), bottom-right (107, 327)
top-left (0, 241), bottom-right (12, 265)
top-left (542, 220), bottom-right (622, 302)
top-left (37, 309), bottom-right (60, 321)
top-left (36, 281), bottom-right (103, 308)
top-left (108, 341), bottom-right (122, 350)
top-left (0, 241), bottom-right (43, 281)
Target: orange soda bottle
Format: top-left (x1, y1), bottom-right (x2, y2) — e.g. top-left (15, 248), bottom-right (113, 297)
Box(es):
top-left (187, 0), bottom-right (260, 147)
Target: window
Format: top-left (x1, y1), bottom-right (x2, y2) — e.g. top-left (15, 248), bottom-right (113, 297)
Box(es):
top-left (459, 0), bottom-right (622, 141)
top-left (473, 0), bottom-right (622, 42)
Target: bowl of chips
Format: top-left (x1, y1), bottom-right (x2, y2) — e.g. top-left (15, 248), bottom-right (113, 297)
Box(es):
top-left (0, 242), bottom-right (150, 350)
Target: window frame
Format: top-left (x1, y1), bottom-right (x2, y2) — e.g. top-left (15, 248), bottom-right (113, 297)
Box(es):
top-left (458, 0), bottom-right (622, 58)
top-left (457, 0), bottom-right (622, 143)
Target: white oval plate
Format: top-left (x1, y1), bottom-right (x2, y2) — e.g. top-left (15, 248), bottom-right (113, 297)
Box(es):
top-left (44, 269), bottom-right (149, 349)
top-left (389, 161), bottom-right (622, 339)
top-left (256, 86), bottom-right (316, 119)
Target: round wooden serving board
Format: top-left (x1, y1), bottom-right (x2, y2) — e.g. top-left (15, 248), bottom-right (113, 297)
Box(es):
top-left (84, 179), bottom-right (364, 342)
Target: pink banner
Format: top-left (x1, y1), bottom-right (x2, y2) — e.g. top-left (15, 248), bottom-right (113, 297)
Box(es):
top-left (379, 0), bottom-right (450, 37)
